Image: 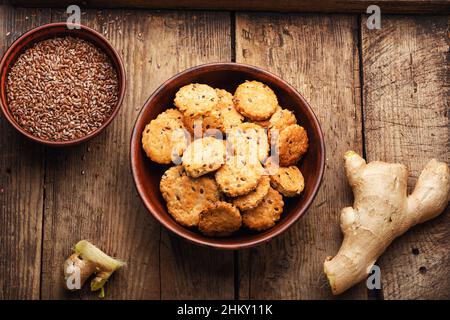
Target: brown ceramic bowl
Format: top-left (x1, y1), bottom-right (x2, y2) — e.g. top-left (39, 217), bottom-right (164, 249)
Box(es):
top-left (131, 63), bottom-right (325, 249)
top-left (0, 22), bottom-right (126, 146)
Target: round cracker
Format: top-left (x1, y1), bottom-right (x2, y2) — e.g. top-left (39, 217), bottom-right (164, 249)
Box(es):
top-left (182, 113), bottom-right (219, 137)
top-left (198, 202), bottom-right (242, 237)
top-left (277, 124), bottom-right (309, 166)
top-left (183, 89), bottom-right (243, 135)
top-left (227, 123), bottom-right (269, 162)
top-left (266, 158), bottom-right (305, 197)
top-left (268, 108), bottom-right (297, 140)
top-left (232, 176), bottom-right (270, 211)
top-left (233, 80), bottom-right (278, 121)
top-left (174, 83), bottom-right (218, 116)
top-left (182, 137), bottom-right (226, 178)
top-left (215, 155), bottom-right (263, 197)
top-left (251, 106), bottom-right (282, 128)
top-left (216, 89), bottom-right (245, 132)
top-left (160, 166), bottom-right (221, 227)
top-left (242, 187), bottom-right (284, 231)
top-left (142, 109), bottom-right (189, 164)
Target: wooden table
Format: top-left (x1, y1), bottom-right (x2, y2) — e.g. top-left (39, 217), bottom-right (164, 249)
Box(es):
top-left (0, 1), bottom-right (449, 300)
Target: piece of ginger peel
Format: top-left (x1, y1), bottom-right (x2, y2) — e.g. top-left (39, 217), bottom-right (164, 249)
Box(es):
top-left (63, 240), bottom-right (125, 296)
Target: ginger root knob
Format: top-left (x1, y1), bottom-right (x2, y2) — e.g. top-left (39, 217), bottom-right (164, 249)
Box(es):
top-left (324, 151), bottom-right (450, 295)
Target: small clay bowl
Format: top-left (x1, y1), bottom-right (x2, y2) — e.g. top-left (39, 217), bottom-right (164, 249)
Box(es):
top-left (0, 22), bottom-right (126, 146)
top-left (130, 63), bottom-right (325, 249)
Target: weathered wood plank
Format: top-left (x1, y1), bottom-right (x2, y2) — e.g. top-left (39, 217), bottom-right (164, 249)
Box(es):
top-left (40, 9), bottom-right (234, 299)
top-left (0, 6), bottom-right (51, 300)
top-left (40, 9), bottom-right (161, 299)
top-left (235, 13), bottom-right (366, 299)
top-left (153, 11), bottom-right (235, 300)
top-left (12, 0), bottom-right (450, 14)
top-left (361, 15), bottom-right (450, 300)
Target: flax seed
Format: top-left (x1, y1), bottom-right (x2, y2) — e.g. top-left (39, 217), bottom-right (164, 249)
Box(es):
top-left (6, 36), bottom-right (119, 141)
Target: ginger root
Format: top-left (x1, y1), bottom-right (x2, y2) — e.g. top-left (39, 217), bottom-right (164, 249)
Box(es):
top-left (64, 240), bottom-right (125, 294)
top-left (324, 151), bottom-right (450, 295)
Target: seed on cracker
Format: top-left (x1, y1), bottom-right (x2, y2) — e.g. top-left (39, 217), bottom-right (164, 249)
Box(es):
top-left (234, 80), bottom-right (278, 121)
top-left (266, 157), bottom-right (305, 197)
top-left (242, 187), bottom-right (284, 231)
top-left (174, 83), bottom-right (218, 116)
top-left (215, 155), bottom-right (263, 197)
top-left (232, 176), bottom-right (270, 211)
top-left (198, 202), bottom-right (242, 237)
top-left (160, 166), bottom-right (221, 227)
top-left (268, 108), bottom-right (297, 139)
top-left (227, 122), bottom-right (269, 162)
top-left (142, 109), bottom-right (188, 164)
top-left (182, 137), bottom-right (226, 178)
top-left (277, 124), bottom-right (309, 166)
top-left (182, 89), bottom-right (243, 135)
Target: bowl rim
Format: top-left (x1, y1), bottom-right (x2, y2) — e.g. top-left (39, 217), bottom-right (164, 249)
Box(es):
top-left (0, 22), bottom-right (126, 147)
top-left (130, 62), bottom-right (325, 249)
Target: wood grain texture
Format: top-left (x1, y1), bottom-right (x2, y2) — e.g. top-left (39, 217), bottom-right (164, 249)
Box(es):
top-left (2, 6), bottom-right (448, 301)
top-left (361, 15), bottom-right (450, 300)
top-left (12, 0), bottom-right (450, 14)
top-left (39, 9), bottom-right (234, 300)
top-left (152, 11), bottom-right (235, 300)
top-left (235, 13), bottom-right (366, 299)
top-left (40, 9), bottom-right (161, 299)
top-left (0, 6), bottom-right (51, 300)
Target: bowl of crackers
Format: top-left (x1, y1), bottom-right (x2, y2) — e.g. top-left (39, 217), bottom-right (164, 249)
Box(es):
top-left (130, 63), bottom-right (325, 249)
